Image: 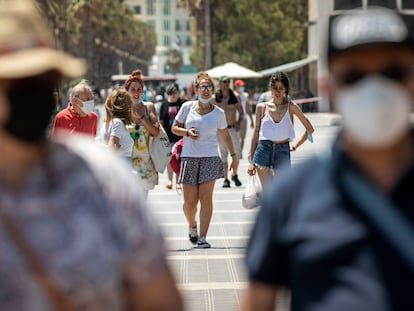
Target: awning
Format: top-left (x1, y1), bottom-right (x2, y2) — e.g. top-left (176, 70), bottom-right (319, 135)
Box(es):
top-left (259, 55), bottom-right (318, 76)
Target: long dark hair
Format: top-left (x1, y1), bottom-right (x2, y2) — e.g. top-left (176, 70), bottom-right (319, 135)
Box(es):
top-left (269, 71), bottom-right (290, 94)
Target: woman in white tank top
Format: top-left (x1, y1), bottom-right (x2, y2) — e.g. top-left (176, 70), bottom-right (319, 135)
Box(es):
top-left (247, 72), bottom-right (315, 188)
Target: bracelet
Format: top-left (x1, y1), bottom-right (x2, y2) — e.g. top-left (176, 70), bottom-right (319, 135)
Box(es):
top-left (186, 129), bottom-right (189, 136)
top-left (292, 146), bottom-right (296, 151)
top-left (230, 153), bottom-right (236, 157)
top-left (139, 115), bottom-right (145, 120)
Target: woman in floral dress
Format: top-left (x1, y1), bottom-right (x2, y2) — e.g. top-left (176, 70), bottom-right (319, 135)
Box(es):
top-left (124, 70), bottom-right (160, 197)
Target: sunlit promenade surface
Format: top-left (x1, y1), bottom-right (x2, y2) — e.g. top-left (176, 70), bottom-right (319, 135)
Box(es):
top-left (148, 113), bottom-right (341, 311)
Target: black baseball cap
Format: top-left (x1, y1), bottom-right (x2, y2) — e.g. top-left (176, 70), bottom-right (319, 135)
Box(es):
top-left (327, 7), bottom-right (414, 60)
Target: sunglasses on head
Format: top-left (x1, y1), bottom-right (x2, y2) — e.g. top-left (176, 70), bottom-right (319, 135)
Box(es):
top-left (338, 64), bottom-right (412, 86)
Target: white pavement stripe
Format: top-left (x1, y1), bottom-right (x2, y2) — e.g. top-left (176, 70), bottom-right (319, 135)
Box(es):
top-left (165, 236), bottom-right (249, 241)
top-left (178, 282), bottom-right (247, 291)
top-left (153, 209), bottom-right (257, 214)
top-left (167, 254), bottom-right (244, 260)
top-left (160, 221), bottom-right (254, 226)
top-left (150, 199), bottom-right (246, 203)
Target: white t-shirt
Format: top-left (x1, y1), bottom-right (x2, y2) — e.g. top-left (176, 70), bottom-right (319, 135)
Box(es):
top-left (100, 118), bottom-right (133, 157)
top-left (175, 101), bottom-right (227, 157)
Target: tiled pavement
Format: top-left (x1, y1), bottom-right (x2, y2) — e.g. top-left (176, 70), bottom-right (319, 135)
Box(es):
top-left (147, 113), bottom-right (341, 310)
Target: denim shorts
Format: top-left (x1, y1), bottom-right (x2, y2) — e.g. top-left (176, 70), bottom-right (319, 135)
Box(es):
top-left (252, 140), bottom-right (291, 170)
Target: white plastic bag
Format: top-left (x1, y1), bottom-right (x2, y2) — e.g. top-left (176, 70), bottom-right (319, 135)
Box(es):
top-left (242, 175), bottom-right (262, 209)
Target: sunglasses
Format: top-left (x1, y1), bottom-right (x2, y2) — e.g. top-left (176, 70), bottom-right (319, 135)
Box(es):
top-left (221, 80), bottom-right (230, 83)
top-left (337, 64), bottom-right (412, 86)
top-left (198, 85), bottom-right (213, 91)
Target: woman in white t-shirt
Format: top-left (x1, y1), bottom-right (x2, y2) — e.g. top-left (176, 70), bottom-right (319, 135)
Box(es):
top-left (100, 89), bottom-right (134, 165)
top-left (172, 72), bottom-right (239, 248)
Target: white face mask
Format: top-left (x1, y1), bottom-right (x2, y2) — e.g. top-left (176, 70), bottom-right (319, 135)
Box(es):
top-left (199, 96), bottom-right (212, 104)
top-left (336, 76), bottom-right (411, 148)
top-left (81, 99), bottom-right (95, 114)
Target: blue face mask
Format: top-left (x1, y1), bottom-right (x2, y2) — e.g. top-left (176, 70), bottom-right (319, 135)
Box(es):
top-left (199, 96), bottom-right (212, 104)
top-left (239, 86), bottom-right (245, 92)
top-left (132, 97), bottom-right (143, 105)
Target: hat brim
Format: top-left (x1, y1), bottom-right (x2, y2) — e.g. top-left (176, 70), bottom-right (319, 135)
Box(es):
top-left (0, 47), bottom-right (86, 79)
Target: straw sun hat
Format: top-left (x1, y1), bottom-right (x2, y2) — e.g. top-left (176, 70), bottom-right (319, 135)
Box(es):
top-left (0, 0), bottom-right (85, 79)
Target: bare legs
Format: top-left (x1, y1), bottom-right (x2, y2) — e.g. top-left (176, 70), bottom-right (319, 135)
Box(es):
top-left (182, 180), bottom-right (216, 238)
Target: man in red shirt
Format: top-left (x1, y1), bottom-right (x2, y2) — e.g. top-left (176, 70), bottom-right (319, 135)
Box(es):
top-left (50, 81), bottom-right (98, 137)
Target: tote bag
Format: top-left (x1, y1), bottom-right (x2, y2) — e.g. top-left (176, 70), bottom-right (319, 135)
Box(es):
top-left (148, 124), bottom-right (172, 173)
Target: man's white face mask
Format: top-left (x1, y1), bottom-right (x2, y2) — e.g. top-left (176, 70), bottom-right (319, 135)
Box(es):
top-left (81, 99), bottom-right (95, 114)
top-left (336, 76), bottom-right (411, 148)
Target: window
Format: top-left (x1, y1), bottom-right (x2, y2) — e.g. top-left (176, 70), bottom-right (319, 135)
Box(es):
top-left (164, 20), bottom-right (170, 31)
top-left (175, 20), bottom-right (181, 31)
top-left (163, 36), bottom-right (171, 46)
top-left (185, 36), bottom-right (191, 47)
top-left (401, 0), bottom-right (414, 8)
top-left (163, 0), bottom-right (171, 15)
top-left (147, 0), bottom-right (155, 15)
top-left (334, 0), bottom-right (362, 10)
top-left (185, 20), bottom-right (190, 31)
top-left (133, 5), bottom-right (141, 14)
top-left (368, 0), bottom-right (396, 8)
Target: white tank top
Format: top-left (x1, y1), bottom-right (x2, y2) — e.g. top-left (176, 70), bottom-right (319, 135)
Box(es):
top-left (258, 104), bottom-right (295, 142)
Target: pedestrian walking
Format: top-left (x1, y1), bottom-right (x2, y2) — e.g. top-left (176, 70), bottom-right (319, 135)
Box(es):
top-left (0, 1), bottom-right (183, 310)
top-left (171, 72), bottom-right (239, 248)
top-left (242, 5), bottom-right (414, 311)
top-left (125, 69), bottom-right (160, 198)
top-left (100, 88), bottom-right (134, 165)
top-left (247, 71), bottom-right (314, 188)
top-left (50, 80), bottom-right (98, 137)
top-left (160, 83), bottom-right (185, 190)
top-left (214, 76), bottom-right (244, 188)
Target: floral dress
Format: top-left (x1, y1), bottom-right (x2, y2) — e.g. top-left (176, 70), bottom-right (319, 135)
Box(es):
top-left (128, 113), bottom-right (158, 190)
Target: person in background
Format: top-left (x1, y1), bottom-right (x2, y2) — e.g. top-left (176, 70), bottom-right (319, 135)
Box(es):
top-left (242, 6), bottom-right (414, 311)
top-left (125, 69), bottom-right (160, 198)
top-left (214, 75), bottom-right (244, 188)
top-left (172, 72), bottom-right (239, 248)
top-left (50, 80), bottom-right (98, 137)
top-left (100, 88), bottom-right (134, 164)
top-left (154, 94), bottom-right (163, 120)
top-left (180, 86), bottom-right (193, 101)
top-left (0, 1), bottom-right (183, 310)
top-left (247, 72), bottom-right (314, 189)
top-left (160, 83), bottom-right (185, 190)
top-left (234, 79), bottom-right (254, 158)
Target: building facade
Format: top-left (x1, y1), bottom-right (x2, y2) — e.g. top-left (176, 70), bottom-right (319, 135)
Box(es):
top-left (125, 0), bottom-right (194, 79)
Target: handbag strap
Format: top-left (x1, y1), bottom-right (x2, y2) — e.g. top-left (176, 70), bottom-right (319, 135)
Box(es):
top-left (0, 208), bottom-right (76, 311)
top-left (339, 167), bottom-right (414, 272)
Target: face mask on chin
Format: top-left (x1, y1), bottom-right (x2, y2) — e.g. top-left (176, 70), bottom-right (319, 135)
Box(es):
top-left (336, 75), bottom-right (411, 148)
top-left (132, 97), bottom-right (143, 105)
top-left (3, 75), bottom-right (56, 144)
top-left (199, 96), bottom-right (212, 104)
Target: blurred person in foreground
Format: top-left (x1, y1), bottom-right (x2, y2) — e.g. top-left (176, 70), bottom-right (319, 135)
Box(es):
top-left (242, 6), bottom-right (414, 311)
top-left (0, 0), bottom-right (183, 310)
top-left (49, 80), bottom-right (98, 137)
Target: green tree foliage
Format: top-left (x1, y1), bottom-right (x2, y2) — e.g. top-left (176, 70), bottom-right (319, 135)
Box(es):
top-left (35, 0), bottom-right (157, 88)
top-left (165, 48), bottom-right (184, 76)
top-left (188, 0), bottom-right (307, 71)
